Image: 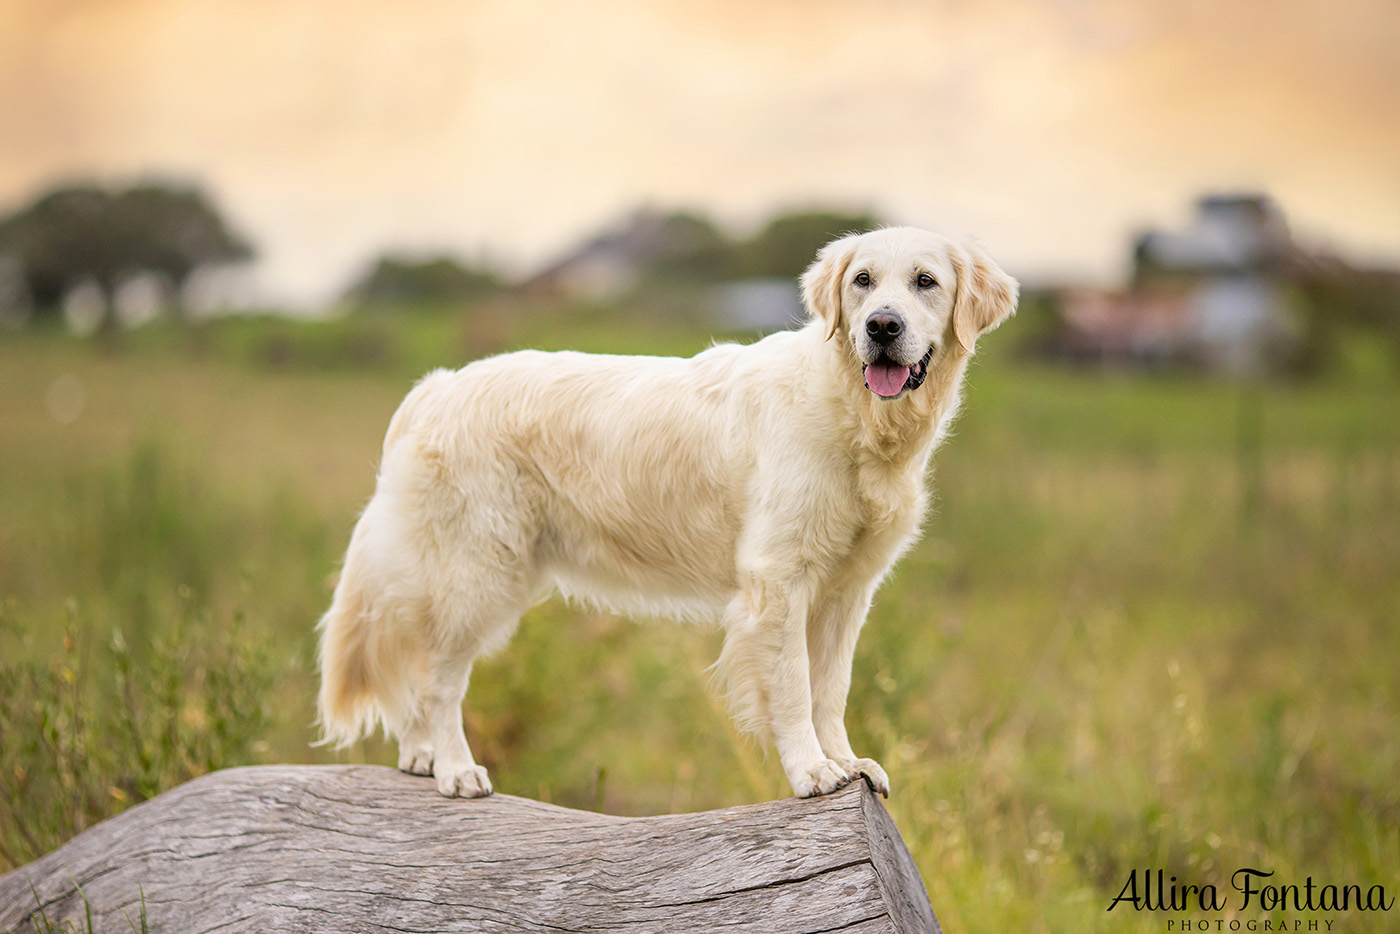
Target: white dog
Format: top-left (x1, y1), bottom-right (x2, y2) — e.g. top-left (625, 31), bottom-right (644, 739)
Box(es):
top-left (318, 227), bottom-right (1017, 799)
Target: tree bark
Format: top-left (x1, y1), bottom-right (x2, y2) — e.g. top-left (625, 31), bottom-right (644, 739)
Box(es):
top-left (1, 765), bottom-right (940, 933)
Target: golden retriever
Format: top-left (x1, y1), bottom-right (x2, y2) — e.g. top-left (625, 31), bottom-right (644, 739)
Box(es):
top-left (317, 227), bottom-right (1017, 799)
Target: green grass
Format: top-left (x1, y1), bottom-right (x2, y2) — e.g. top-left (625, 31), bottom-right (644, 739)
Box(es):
top-left (1, 307), bottom-right (1397, 932)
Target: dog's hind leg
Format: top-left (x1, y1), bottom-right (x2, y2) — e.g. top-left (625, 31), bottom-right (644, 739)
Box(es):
top-left (389, 435), bottom-right (544, 797)
top-left (396, 716), bottom-right (435, 776)
top-left (402, 599), bottom-right (524, 798)
top-left (405, 565), bottom-right (536, 798)
top-left (418, 651), bottom-right (491, 798)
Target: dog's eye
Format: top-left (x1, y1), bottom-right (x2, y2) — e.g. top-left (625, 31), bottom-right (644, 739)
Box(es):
top-left (917, 273), bottom-right (937, 289)
top-left (853, 272), bottom-right (871, 287)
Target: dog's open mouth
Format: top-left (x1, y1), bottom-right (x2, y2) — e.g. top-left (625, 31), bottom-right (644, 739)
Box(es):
top-left (863, 346), bottom-right (934, 399)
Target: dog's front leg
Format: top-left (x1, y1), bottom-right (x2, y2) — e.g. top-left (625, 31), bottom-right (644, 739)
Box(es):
top-left (760, 582), bottom-right (861, 798)
top-left (719, 578), bottom-right (857, 797)
top-left (809, 588), bottom-right (890, 797)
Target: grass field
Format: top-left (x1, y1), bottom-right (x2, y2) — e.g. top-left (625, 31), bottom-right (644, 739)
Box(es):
top-left (2, 308), bottom-right (1397, 932)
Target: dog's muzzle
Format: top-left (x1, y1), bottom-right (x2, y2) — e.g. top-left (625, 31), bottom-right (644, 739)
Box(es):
top-left (863, 346), bottom-right (934, 399)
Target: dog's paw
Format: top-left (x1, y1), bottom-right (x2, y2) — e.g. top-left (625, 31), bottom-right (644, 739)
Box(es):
top-left (398, 746), bottom-right (434, 776)
top-left (791, 758), bottom-right (856, 797)
top-left (434, 763), bottom-right (493, 798)
top-left (850, 757), bottom-right (890, 798)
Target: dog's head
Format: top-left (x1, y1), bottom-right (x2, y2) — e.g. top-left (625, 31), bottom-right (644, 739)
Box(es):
top-left (801, 227), bottom-right (1018, 400)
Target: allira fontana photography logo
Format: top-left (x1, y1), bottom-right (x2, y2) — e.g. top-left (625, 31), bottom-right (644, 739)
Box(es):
top-left (1107, 867), bottom-right (1394, 931)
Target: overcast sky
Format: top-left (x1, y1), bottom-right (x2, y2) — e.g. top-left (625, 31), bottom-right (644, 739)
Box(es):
top-left (2, 0), bottom-right (1397, 305)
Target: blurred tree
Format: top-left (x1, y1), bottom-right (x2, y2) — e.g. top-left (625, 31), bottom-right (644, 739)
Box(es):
top-left (1292, 253), bottom-right (1400, 375)
top-left (343, 254), bottom-right (503, 309)
top-left (738, 209), bottom-right (883, 280)
top-left (0, 182), bottom-right (253, 328)
top-left (114, 184), bottom-right (254, 307)
top-left (635, 211), bottom-right (734, 283)
top-left (0, 186), bottom-right (121, 314)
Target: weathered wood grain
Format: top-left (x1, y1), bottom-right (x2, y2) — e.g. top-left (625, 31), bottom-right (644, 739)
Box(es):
top-left (0, 765), bottom-right (939, 933)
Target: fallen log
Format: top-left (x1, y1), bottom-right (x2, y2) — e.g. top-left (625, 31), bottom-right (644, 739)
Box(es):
top-left (1, 765), bottom-right (939, 933)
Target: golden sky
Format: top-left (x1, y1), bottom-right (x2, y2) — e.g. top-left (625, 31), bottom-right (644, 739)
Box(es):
top-left (2, 0), bottom-right (1397, 303)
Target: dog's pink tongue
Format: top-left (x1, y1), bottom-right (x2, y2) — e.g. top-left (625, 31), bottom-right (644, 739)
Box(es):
top-left (864, 362), bottom-right (910, 398)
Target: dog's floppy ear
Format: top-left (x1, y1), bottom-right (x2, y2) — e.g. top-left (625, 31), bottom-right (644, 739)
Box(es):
top-left (949, 241), bottom-right (1019, 353)
top-left (801, 233), bottom-right (861, 341)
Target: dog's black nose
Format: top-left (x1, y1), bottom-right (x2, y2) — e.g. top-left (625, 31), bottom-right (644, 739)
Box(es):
top-left (865, 311), bottom-right (903, 345)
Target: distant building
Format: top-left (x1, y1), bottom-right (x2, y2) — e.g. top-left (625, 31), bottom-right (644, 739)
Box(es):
top-left (709, 278), bottom-right (804, 331)
top-left (524, 209), bottom-right (728, 303)
top-left (527, 241), bottom-right (640, 303)
top-left (524, 209), bottom-right (813, 331)
top-left (1057, 194), bottom-right (1299, 374)
top-left (1135, 194), bottom-right (1292, 276)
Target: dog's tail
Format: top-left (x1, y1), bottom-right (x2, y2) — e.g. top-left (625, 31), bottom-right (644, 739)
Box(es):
top-left (315, 534), bottom-right (422, 747)
top-left (317, 373), bottom-right (453, 746)
top-left (316, 576), bottom-right (374, 747)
